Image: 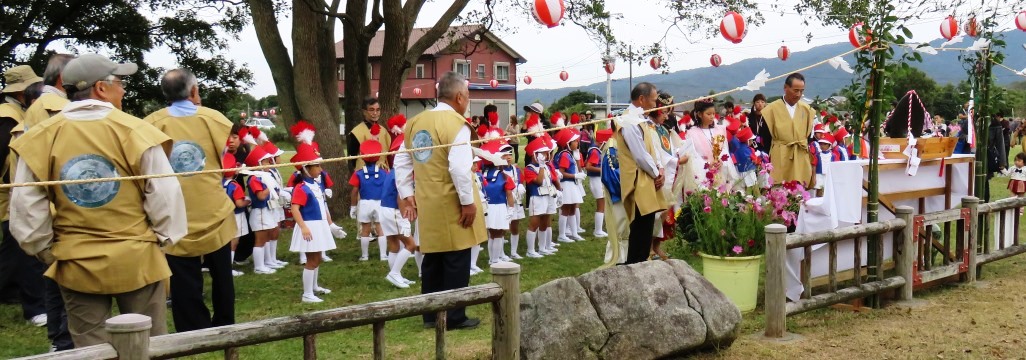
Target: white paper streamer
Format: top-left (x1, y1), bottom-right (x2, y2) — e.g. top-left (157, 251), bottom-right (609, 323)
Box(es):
top-left (739, 69), bottom-right (770, 92)
top-left (827, 57), bottom-right (854, 74)
top-left (966, 38), bottom-right (991, 51)
top-left (940, 35), bottom-right (964, 48)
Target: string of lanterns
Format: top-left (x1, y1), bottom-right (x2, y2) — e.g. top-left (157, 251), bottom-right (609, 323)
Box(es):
top-left (239, 109), bottom-right (277, 118)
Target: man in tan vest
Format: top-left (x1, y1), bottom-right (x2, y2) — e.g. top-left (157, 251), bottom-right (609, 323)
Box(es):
top-left (614, 82), bottom-right (667, 264)
top-left (144, 68), bottom-right (236, 332)
top-left (0, 66), bottom-right (48, 329)
top-left (763, 72), bottom-right (815, 186)
top-left (22, 54), bottom-right (74, 132)
top-left (394, 71), bottom-right (486, 330)
top-left (10, 53), bottom-right (188, 347)
top-left (348, 97), bottom-right (392, 170)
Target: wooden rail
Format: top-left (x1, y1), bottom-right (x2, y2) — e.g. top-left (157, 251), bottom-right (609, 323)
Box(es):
top-left (976, 197), bottom-right (1026, 267)
top-left (17, 264), bottom-right (522, 360)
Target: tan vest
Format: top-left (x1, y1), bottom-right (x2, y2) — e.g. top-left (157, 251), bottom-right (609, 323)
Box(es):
top-left (404, 110), bottom-right (486, 253)
top-left (614, 122), bottom-right (667, 221)
top-left (11, 109), bottom-right (173, 294)
top-left (0, 103), bottom-right (24, 221)
top-left (350, 122), bottom-right (391, 169)
top-left (144, 107), bottom-right (236, 257)
top-left (22, 93), bottom-right (68, 131)
top-left (763, 100), bottom-right (814, 185)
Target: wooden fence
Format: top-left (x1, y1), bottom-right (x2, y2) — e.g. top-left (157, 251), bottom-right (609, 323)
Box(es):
top-left (17, 263), bottom-right (522, 360)
top-left (764, 196), bottom-right (1026, 338)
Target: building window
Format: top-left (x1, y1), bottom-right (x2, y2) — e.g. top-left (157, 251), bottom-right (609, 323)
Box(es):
top-left (494, 62), bottom-right (510, 81)
top-left (453, 59), bottom-right (471, 78)
top-left (476, 64), bottom-right (486, 79)
top-left (415, 64), bottom-right (425, 79)
top-left (337, 63), bottom-right (344, 80)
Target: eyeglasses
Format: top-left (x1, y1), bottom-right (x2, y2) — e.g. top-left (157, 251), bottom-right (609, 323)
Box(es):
top-left (365, 108), bottom-right (381, 113)
top-left (103, 77), bottom-right (127, 88)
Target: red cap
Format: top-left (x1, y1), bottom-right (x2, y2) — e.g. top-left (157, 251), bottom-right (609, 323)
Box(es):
top-left (360, 139), bottom-right (383, 163)
top-left (814, 123), bottom-right (827, 134)
top-left (817, 133), bottom-right (836, 145)
top-left (733, 105), bottom-right (742, 115)
top-left (595, 129), bottom-right (613, 145)
top-left (736, 126), bottom-right (755, 143)
top-left (261, 142), bottom-right (284, 158)
top-left (525, 136), bottom-right (552, 155)
top-left (726, 117), bottom-right (742, 134)
top-left (290, 143), bottom-right (322, 170)
top-left (222, 152), bottom-right (238, 177)
top-left (554, 128), bottom-right (579, 147)
top-left (834, 127), bottom-right (850, 140)
top-left (245, 146), bottom-right (272, 167)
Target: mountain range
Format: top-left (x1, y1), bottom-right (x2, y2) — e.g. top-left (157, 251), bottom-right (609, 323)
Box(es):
top-left (516, 30), bottom-right (1026, 109)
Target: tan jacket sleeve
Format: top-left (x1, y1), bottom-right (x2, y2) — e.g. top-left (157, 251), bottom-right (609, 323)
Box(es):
top-left (140, 145), bottom-right (188, 246)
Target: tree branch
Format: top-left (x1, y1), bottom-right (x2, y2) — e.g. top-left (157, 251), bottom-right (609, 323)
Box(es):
top-left (404, 0), bottom-right (470, 63)
top-left (299, 0), bottom-right (352, 23)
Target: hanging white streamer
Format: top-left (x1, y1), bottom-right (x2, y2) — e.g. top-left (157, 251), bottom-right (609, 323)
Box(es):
top-left (738, 69), bottom-right (770, 92)
top-left (471, 147), bottom-right (509, 167)
top-left (915, 45), bottom-right (938, 55)
top-left (939, 35), bottom-right (964, 48)
top-left (827, 57), bottom-right (854, 74)
top-left (966, 38), bottom-right (991, 51)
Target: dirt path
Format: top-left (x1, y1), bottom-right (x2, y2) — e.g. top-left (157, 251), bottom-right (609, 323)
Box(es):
top-left (696, 258), bottom-right (1026, 359)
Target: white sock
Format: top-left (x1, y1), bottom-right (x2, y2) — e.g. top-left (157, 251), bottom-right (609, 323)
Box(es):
top-left (269, 240), bottom-right (279, 263)
top-left (510, 233), bottom-right (520, 256)
top-left (575, 208), bottom-right (582, 232)
top-left (321, 251), bottom-right (328, 258)
top-left (230, 250), bottom-right (236, 262)
top-left (253, 246), bottom-right (266, 271)
top-left (314, 267), bottom-right (321, 290)
top-left (390, 248), bottom-right (411, 276)
top-left (526, 231), bottom-right (537, 253)
top-left (595, 212), bottom-right (605, 233)
top-left (378, 236), bottom-right (388, 259)
top-left (300, 252), bottom-right (307, 263)
top-left (544, 228), bottom-right (554, 250)
top-left (497, 236), bottom-right (508, 258)
top-left (487, 238), bottom-right (497, 263)
top-left (414, 251), bottom-right (424, 274)
top-left (568, 214), bottom-right (579, 237)
top-left (558, 215), bottom-right (567, 239)
top-left (264, 245), bottom-right (275, 267)
top-left (470, 245), bottom-right (481, 268)
top-left (388, 251), bottom-right (396, 268)
top-left (302, 268), bottom-right (315, 296)
top-left (360, 237), bottom-right (371, 259)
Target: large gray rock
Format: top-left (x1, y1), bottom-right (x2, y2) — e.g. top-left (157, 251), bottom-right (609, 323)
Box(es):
top-left (520, 260), bottom-right (742, 360)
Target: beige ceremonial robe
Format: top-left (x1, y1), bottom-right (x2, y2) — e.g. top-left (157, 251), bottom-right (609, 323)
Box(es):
top-left (615, 122), bottom-right (667, 222)
top-left (22, 91), bottom-right (68, 131)
top-left (0, 102), bottom-right (24, 221)
top-left (350, 122), bottom-right (392, 169)
top-left (763, 99), bottom-right (815, 185)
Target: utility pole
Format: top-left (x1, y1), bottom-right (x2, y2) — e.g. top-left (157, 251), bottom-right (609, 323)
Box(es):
top-left (628, 44), bottom-right (633, 93)
top-left (605, 15), bottom-right (612, 117)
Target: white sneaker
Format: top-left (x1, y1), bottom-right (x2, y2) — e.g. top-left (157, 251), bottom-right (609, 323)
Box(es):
top-left (402, 277), bottom-right (416, 285)
top-left (577, 227), bottom-right (586, 234)
top-left (266, 262), bottom-right (285, 269)
top-left (594, 230), bottom-right (608, 238)
top-left (546, 246), bottom-right (559, 253)
top-left (526, 252), bottom-right (543, 258)
top-left (538, 249), bottom-right (554, 256)
top-left (322, 255), bottom-right (334, 262)
top-left (301, 294), bottom-right (323, 303)
top-left (315, 286), bottom-right (332, 294)
top-left (552, 242), bottom-right (561, 247)
top-left (358, 256), bottom-right (368, 261)
top-left (557, 236), bottom-right (574, 243)
top-left (499, 255), bottom-right (512, 262)
top-left (510, 253), bottom-right (523, 260)
top-left (29, 314), bottom-right (47, 327)
top-left (488, 259), bottom-right (498, 265)
top-left (254, 267), bottom-right (276, 275)
top-left (380, 257), bottom-right (388, 261)
top-left (201, 267), bottom-right (210, 272)
top-left (386, 273), bottom-right (410, 288)
top-left (569, 233), bottom-right (585, 242)
top-left (232, 270), bottom-right (244, 277)
top-left (274, 260), bottom-right (288, 266)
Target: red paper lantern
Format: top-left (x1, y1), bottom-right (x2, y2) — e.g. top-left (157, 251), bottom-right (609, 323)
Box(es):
top-left (848, 22), bottom-right (871, 48)
top-left (940, 16), bottom-right (959, 41)
top-left (964, 16), bottom-right (979, 37)
top-left (252, 112), bottom-right (259, 117)
top-left (777, 46), bottom-right (790, 61)
top-left (1016, 11), bottom-right (1026, 31)
top-left (719, 11), bottom-right (747, 44)
top-left (240, 112), bottom-right (247, 118)
top-left (261, 111), bottom-right (267, 117)
top-left (270, 109), bottom-right (276, 116)
top-left (489, 79), bottom-right (499, 88)
top-left (532, 0), bottom-right (565, 28)
top-left (413, 87), bottom-right (422, 96)
top-left (523, 75), bottom-right (533, 85)
top-left (649, 56), bottom-right (661, 70)
top-left (603, 61), bottom-right (615, 74)
top-left (559, 70), bottom-right (569, 81)
top-left (710, 54), bottom-right (722, 67)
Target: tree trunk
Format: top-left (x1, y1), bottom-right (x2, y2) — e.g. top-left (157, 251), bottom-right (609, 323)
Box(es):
top-left (248, 0), bottom-right (300, 124)
top-left (377, 0), bottom-right (415, 122)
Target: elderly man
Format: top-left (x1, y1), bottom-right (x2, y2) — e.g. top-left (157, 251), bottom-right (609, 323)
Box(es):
top-left (394, 71), bottom-right (486, 330)
top-left (0, 65), bottom-right (47, 329)
top-left (763, 73), bottom-right (815, 185)
top-left (22, 54), bottom-right (74, 132)
top-left (144, 68), bottom-right (237, 331)
top-left (615, 82), bottom-right (667, 264)
top-left (348, 97), bottom-right (392, 170)
top-left (10, 53), bottom-right (187, 347)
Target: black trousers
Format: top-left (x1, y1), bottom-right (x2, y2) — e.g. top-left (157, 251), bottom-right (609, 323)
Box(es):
top-left (421, 248), bottom-right (471, 325)
top-left (234, 219), bottom-right (255, 262)
top-left (44, 277), bottom-right (73, 350)
top-left (166, 242), bottom-right (235, 332)
top-left (0, 221), bottom-right (46, 319)
top-left (511, 144), bottom-right (520, 164)
top-left (625, 207), bottom-right (657, 264)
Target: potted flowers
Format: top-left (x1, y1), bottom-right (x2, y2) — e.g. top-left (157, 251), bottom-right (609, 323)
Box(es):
top-left (678, 155), bottom-right (807, 311)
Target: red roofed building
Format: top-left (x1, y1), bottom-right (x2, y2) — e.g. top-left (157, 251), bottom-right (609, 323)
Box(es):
top-left (335, 25), bottom-right (526, 124)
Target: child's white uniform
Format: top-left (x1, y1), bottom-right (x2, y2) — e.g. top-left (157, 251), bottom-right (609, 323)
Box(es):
top-left (247, 173), bottom-right (280, 231)
top-left (527, 162), bottom-right (558, 216)
top-left (289, 179), bottom-right (338, 253)
top-left (504, 166), bottom-right (527, 221)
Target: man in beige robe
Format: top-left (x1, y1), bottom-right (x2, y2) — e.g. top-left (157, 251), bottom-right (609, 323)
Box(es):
top-left (763, 72), bottom-right (815, 186)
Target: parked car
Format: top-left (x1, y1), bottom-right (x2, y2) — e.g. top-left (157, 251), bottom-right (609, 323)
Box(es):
top-left (246, 118), bottom-right (275, 129)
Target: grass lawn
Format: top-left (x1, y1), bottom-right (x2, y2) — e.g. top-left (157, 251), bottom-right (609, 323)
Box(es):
top-left (2, 154), bottom-right (1024, 359)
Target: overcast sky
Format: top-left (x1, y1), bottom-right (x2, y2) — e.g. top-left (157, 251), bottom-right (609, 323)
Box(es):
top-left (154, 1), bottom-right (1024, 98)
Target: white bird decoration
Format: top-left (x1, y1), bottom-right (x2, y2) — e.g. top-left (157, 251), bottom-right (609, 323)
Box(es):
top-left (739, 69), bottom-right (770, 92)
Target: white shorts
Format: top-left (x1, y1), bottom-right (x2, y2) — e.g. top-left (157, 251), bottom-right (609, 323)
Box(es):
top-left (249, 207), bottom-right (279, 232)
top-left (234, 212), bottom-right (249, 238)
top-left (560, 181), bottom-right (583, 205)
top-left (529, 195), bottom-right (557, 216)
top-left (588, 176), bottom-right (605, 199)
top-left (358, 199), bottom-right (381, 223)
top-left (485, 203), bottom-right (509, 230)
top-left (379, 207), bottom-right (411, 237)
top-left (510, 203), bottom-right (526, 220)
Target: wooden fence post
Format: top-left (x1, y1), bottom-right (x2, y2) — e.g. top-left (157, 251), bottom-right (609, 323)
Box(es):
top-left (963, 196), bottom-right (980, 282)
top-left (895, 206), bottom-right (915, 302)
top-left (105, 314), bottom-right (151, 360)
top-left (491, 262), bottom-right (521, 360)
top-left (763, 224), bottom-right (788, 339)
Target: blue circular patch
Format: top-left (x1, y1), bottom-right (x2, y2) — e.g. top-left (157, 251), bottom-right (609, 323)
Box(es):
top-left (411, 130), bottom-right (434, 163)
top-left (60, 154), bottom-right (121, 208)
top-left (169, 141), bottom-right (206, 175)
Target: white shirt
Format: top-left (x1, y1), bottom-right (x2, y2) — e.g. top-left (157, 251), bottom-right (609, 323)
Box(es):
top-left (619, 103), bottom-right (661, 178)
top-left (785, 100), bottom-right (798, 118)
top-left (394, 101), bottom-right (475, 205)
top-left (10, 100), bottom-right (188, 260)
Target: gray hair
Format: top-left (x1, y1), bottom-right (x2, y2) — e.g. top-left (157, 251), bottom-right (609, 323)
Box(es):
top-left (437, 71), bottom-right (467, 101)
top-left (43, 54), bottom-right (74, 86)
top-left (160, 68), bottom-right (198, 102)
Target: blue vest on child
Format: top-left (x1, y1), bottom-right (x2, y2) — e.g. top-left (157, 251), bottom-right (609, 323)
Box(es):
top-left (556, 150), bottom-right (577, 183)
top-left (525, 163), bottom-right (547, 198)
top-left (296, 180), bottom-right (325, 221)
top-left (586, 147), bottom-right (601, 177)
top-left (223, 180), bottom-right (245, 214)
top-left (379, 171), bottom-right (400, 209)
top-left (247, 175), bottom-right (269, 209)
top-left (730, 138), bottom-right (757, 173)
top-left (356, 164), bottom-right (385, 201)
top-left (481, 167), bottom-right (508, 205)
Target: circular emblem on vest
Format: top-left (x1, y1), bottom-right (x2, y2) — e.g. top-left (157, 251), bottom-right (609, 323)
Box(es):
top-left (170, 141), bottom-right (206, 175)
top-left (60, 154), bottom-right (121, 208)
top-left (411, 130), bottom-right (434, 163)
